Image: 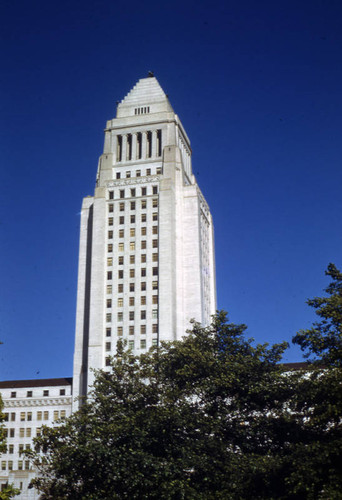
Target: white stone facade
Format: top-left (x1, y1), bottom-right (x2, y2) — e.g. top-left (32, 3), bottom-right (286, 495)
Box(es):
top-left (73, 76), bottom-right (217, 405)
top-left (0, 379), bottom-right (72, 499)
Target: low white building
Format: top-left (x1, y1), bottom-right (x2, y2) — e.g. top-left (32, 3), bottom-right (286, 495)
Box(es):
top-left (0, 379), bottom-right (72, 499)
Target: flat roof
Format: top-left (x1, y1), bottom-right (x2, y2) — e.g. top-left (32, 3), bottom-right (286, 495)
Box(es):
top-left (0, 378), bottom-right (73, 389)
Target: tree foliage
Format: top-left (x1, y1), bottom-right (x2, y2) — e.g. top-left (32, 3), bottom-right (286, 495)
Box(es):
top-left (26, 304), bottom-right (342, 499)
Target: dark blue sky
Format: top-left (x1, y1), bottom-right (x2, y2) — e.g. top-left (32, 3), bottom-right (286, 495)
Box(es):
top-left (1, 0), bottom-right (342, 380)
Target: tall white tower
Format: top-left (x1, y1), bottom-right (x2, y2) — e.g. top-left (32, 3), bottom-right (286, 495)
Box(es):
top-left (73, 75), bottom-right (216, 404)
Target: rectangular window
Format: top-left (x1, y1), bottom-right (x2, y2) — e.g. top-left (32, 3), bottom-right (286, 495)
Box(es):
top-left (141, 324), bottom-right (146, 334)
top-left (152, 281), bottom-right (158, 290)
top-left (117, 327), bottom-right (123, 336)
top-left (153, 186), bottom-right (158, 194)
top-left (60, 410), bottom-right (66, 419)
top-left (26, 391), bottom-right (32, 397)
top-left (157, 130), bottom-right (162, 156)
top-left (130, 215), bottom-right (135, 223)
top-left (130, 255), bottom-right (135, 264)
top-left (129, 283), bottom-right (135, 292)
top-left (146, 169), bottom-right (151, 176)
top-left (156, 166), bottom-right (162, 174)
top-left (108, 204), bottom-right (114, 213)
top-left (141, 227), bottom-right (147, 236)
top-left (141, 214), bottom-right (146, 222)
top-left (26, 428), bottom-right (31, 437)
top-left (27, 412), bottom-right (32, 421)
top-left (119, 216), bottom-right (124, 224)
top-left (44, 411), bottom-right (49, 420)
top-left (141, 282), bottom-right (146, 291)
top-left (141, 240), bottom-right (147, 249)
top-left (19, 428), bottom-right (25, 438)
top-left (153, 267), bottom-right (158, 276)
top-left (131, 188), bottom-right (136, 197)
top-left (152, 239), bottom-right (158, 248)
top-left (141, 254), bottom-right (146, 263)
top-left (129, 311), bottom-right (134, 320)
top-left (117, 136), bottom-right (122, 162)
top-left (120, 202), bottom-right (125, 211)
top-left (107, 271), bottom-right (112, 280)
top-left (105, 357), bottom-right (111, 366)
top-left (118, 312), bottom-right (123, 321)
top-left (36, 427), bottom-right (41, 436)
top-left (107, 299), bottom-right (112, 308)
top-left (118, 256), bottom-right (124, 265)
top-left (137, 132), bottom-right (142, 159)
top-left (107, 244), bottom-right (113, 253)
top-left (152, 198), bottom-right (158, 207)
top-left (119, 229), bottom-right (124, 238)
top-left (140, 339), bottom-right (146, 349)
top-left (142, 187), bottom-right (147, 196)
top-left (108, 231), bottom-right (113, 239)
top-left (118, 283), bottom-right (123, 293)
top-left (129, 297), bottom-right (135, 306)
top-left (130, 228), bottom-right (135, 237)
top-left (118, 270), bottom-right (123, 279)
top-left (54, 411), bottom-right (59, 421)
top-left (117, 298), bottom-right (123, 307)
top-left (153, 324), bottom-right (158, 333)
top-left (1, 461), bottom-right (6, 470)
top-left (107, 257), bottom-right (113, 266)
top-left (118, 243), bottom-right (124, 251)
top-left (8, 445), bottom-right (13, 454)
top-left (20, 412), bottom-right (25, 421)
top-left (152, 213), bottom-right (158, 221)
top-left (141, 310), bottom-right (146, 320)
top-left (147, 131), bottom-right (152, 158)
top-left (116, 172), bottom-right (121, 179)
top-left (109, 190), bottom-right (114, 199)
top-left (120, 189), bottom-right (125, 199)
top-left (152, 339), bottom-right (158, 346)
top-left (10, 392), bottom-right (16, 398)
top-left (8, 461), bottom-right (13, 471)
top-left (152, 295), bottom-right (158, 304)
top-left (130, 201), bottom-right (135, 210)
top-left (152, 226), bottom-right (158, 234)
top-left (130, 242), bottom-right (135, 251)
top-left (18, 461), bottom-right (23, 470)
top-left (141, 268), bottom-right (146, 277)
top-left (107, 285), bottom-right (112, 294)
top-left (141, 199), bottom-right (146, 209)
top-left (9, 429), bottom-right (14, 438)
top-left (106, 342), bottom-right (111, 352)
top-left (152, 253), bottom-right (158, 262)
top-left (106, 328), bottom-right (111, 337)
top-left (141, 296), bottom-right (146, 305)
top-left (136, 170), bottom-right (141, 177)
top-left (129, 326), bottom-right (134, 335)
top-left (126, 171), bottom-right (131, 178)
top-left (10, 413), bottom-right (15, 422)
top-left (108, 217), bottom-right (113, 226)
top-left (106, 313), bottom-right (112, 322)
top-left (130, 269), bottom-right (135, 278)
top-left (128, 340), bottom-right (134, 350)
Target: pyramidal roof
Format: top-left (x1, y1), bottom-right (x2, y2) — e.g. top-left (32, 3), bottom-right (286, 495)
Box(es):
top-left (116, 76), bottom-right (174, 118)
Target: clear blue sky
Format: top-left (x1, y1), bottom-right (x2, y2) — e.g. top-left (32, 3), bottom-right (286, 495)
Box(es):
top-left (1, 0), bottom-right (342, 380)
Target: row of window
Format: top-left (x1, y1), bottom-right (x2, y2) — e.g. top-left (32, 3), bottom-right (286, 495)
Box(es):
top-left (4, 409), bottom-right (66, 422)
top-left (107, 307), bottom-right (158, 323)
top-left (109, 240), bottom-right (159, 251)
top-left (1, 460), bottom-right (31, 471)
top-left (107, 295), bottom-right (158, 308)
top-left (109, 254), bottom-right (158, 264)
top-left (109, 215), bottom-right (158, 225)
top-left (116, 130), bottom-right (162, 161)
top-left (109, 199), bottom-right (158, 213)
top-left (114, 167), bottom-right (162, 180)
top-left (108, 283), bottom-right (158, 294)
top-left (7, 389), bottom-right (66, 399)
top-left (109, 185), bottom-right (158, 200)
top-left (108, 228), bottom-right (156, 240)
top-left (108, 268), bottom-right (158, 280)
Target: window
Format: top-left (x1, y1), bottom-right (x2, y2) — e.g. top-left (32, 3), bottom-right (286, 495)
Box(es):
top-left (141, 325), bottom-right (146, 334)
top-left (26, 428), bottom-right (31, 437)
top-left (141, 296), bottom-right (146, 305)
top-left (152, 213), bottom-right (158, 221)
top-left (152, 339), bottom-right (158, 346)
top-left (141, 240), bottom-right (147, 249)
top-left (126, 171), bottom-right (131, 178)
top-left (108, 204), bottom-right (114, 213)
top-left (44, 411), bottom-right (49, 420)
top-left (137, 132), bottom-right (142, 159)
top-left (153, 324), bottom-right (158, 334)
top-left (127, 134), bottom-right (132, 160)
top-left (120, 202), bottom-right (125, 211)
top-left (136, 170), bottom-right (141, 177)
top-left (27, 412), bottom-right (32, 421)
top-left (109, 190), bottom-right (114, 199)
top-left (118, 270), bottom-right (123, 279)
top-left (108, 230), bottom-right (113, 239)
top-left (119, 216), bottom-right (124, 224)
top-left (10, 392), bottom-right (16, 398)
top-left (118, 283), bottom-right (123, 293)
top-left (120, 189), bottom-right (125, 199)
top-left (54, 411), bottom-right (59, 420)
top-left (129, 296), bottom-right (135, 306)
top-left (146, 169), bottom-right (151, 176)
top-left (20, 412), bottom-right (25, 421)
top-left (116, 172), bottom-right (121, 179)
top-left (130, 269), bottom-right (135, 278)
top-left (105, 357), bottom-right (111, 367)
top-left (153, 186), bottom-right (158, 194)
top-left (141, 199), bottom-right (146, 209)
top-left (26, 391), bottom-right (32, 397)
top-left (107, 284), bottom-right (112, 294)
top-left (8, 461), bottom-right (13, 471)
top-left (131, 188), bottom-right (136, 197)
top-left (25, 461), bottom-right (30, 471)
top-left (130, 242), bottom-right (135, 251)
top-left (107, 299), bottom-right (112, 308)
top-left (141, 282), bottom-right (146, 291)
top-left (141, 254), bottom-right (146, 263)
top-left (106, 313), bottom-right (112, 322)
top-left (106, 328), bottom-right (111, 337)
top-left (10, 413), bottom-right (15, 422)
top-left (130, 255), bottom-right (135, 264)
top-left (141, 227), bottom-right (147, 236)
top-left (153, 295), bottom-right (158, 304)
top-left (141, 310), bottom-right (146, 320)
top-left (142, 187), bottom-right (147, 196)
top-left (152, 253), bottom-right (158, 262)
top-left (129, 326), bottom-right (134, 335)
top-left (4, 413), bottom-right (8, 422)
top-left (8, 445), bottom-right (13, 454)
top-left (157, 166), bottom-right (162, 174)
top-left (117, 312), bottom-right (123, 321)
top-left (19, 444), bottom-right (24, 453)
top-left (118, 256), bottom-right (124, 265)
top-left (18, 461), bottom-right (23, 470)
top-left (141, 213), bottom-right (146, 222)
top-left (130, 201), bottom-right (135, 210)
top-left (117, 327), bottom-right (123, 336)
top-left (153, 267), bottom-right (158, 276)
top-left (152, 239), bottom-right (158, 248)
top-left (19, 428), bottom-right (25, 438)
top-left (107, 257), bottom-right (113, 266)
top-left (152, 226), bottom-right (158, 234)
top-left (129, 283), bottom-right (135, 292)
top-left (129, 311), bottom-right (134, 320)
top-left (60, 410), bottom-right (66, 419)
top-left (1, 461), bottom-right (6, 470)
top-left (107, 271), bottom-right (112, 280)
top-left (43, 390), bottom-right (49, 397)
top-left (128, 340), bottom-right (134, 350)
top-left (147, 131), bottom-right (152, 158)
top-left (118, 243), bottom-right (124, 251)
top-left (140, 339), bottom-right (146, 349)
top-left (152, 281), bottom-right (158, 290)
top-left (108, 217), bottom-right (113, 226)
top-left (152, 198), bottom-right (158, 207)
top-left (141, 268), bottom-right (146, 277)
top-left (119, 229), bottom-right (124, 238)
top-left (117, 136), bottom-right (122, 162)
top-left (107, 244), bottom-right (113, 253)
top-left (106, 342), bottom-right (111, 352)
top-left (130, 215), bottom-right (135, 223)
top-left (117, 298), bottom-right (123, 307)
top-left (157, 130), bottom-right (162, 156)
top-left (9, 429), bottom-right (14, 438)
top-left (130, 228), bottom-right (135, 237)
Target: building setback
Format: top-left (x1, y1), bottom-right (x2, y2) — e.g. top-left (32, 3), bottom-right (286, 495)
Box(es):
top-left (72, 75), bottom-right (217, 405)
